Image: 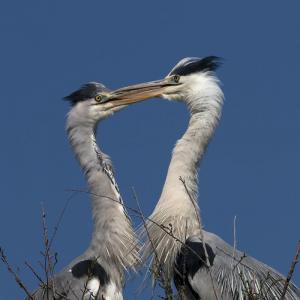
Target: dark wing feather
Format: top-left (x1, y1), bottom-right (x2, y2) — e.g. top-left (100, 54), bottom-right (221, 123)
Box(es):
top-left (175, 231), bottom-right (300, 300)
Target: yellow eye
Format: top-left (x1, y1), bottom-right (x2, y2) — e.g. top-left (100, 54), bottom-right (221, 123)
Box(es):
top-left (95, 94), bottom-right (103, 102)
top-left (172, 75), bottom-right (180, 83)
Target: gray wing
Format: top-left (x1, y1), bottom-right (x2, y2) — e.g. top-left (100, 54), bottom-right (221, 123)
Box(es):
top-left (174, 231), bottom-right (300, 300)
top-left (26, 257), bottom-right (116, 300)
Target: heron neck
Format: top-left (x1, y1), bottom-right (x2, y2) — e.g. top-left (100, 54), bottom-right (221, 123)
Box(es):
top-left (144, 84), bottom-right (223, 282)
top-left (66, 121), bottom-right (139, 281)
top-left (157, 91), bottom-right (223, 226)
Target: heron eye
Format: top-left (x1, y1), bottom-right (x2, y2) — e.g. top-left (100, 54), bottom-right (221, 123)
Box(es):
top-left (95, 94), bottom-right (103, 102)
top-left (172, 75), bottom-right (180, 83)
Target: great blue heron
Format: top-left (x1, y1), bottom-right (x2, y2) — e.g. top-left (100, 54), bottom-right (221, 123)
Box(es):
top-left (29, 82), bottom-right (152, 300)
top-left (112, 57), bottom-right (300, 299)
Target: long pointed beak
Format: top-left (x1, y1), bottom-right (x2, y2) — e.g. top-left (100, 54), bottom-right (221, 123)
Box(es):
top-left (101, 78), bottom-right (176, 108)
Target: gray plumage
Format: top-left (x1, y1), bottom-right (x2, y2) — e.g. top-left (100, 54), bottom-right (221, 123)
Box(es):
top-left (28, 83), bottom-right (140, 300)
top-left (138, 57), bottom-right (300, 299)
top-left (175, 232), bottom-right (300, 299)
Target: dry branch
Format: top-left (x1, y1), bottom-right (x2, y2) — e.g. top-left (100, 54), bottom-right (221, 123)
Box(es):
top-left (0, 247), bottom-right (33, 299)
top-left (280, 240), bottom-right (300, 300)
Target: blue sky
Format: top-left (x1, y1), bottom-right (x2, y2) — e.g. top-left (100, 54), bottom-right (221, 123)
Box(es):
top-left (0, 1), bottom-right (299, 298)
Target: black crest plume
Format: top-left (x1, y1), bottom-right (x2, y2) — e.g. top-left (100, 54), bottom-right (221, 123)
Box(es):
top-left (64, 82), bottom-right (109, 106)
top-left (169, 56), bottom-right (222, 76)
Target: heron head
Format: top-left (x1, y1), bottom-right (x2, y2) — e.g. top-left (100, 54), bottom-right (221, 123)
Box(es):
top-left (64, 81), bottom-right (156, 126)
top-left (163, 56), bottom-right (222, 100)
top-left (109, 56), bottom-right (222, 104)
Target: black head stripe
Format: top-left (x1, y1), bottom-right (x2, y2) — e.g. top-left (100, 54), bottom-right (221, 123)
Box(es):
top-left (64, 82), bottom-right (109, 106)
top-left (169, 56), bottom-right (222, 76)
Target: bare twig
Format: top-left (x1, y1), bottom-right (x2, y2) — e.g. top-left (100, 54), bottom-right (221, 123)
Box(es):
top-left (176, 219), bottom-right (189, 299)
top-left (49, 191), bottom-right (78, 249)
top-left (233, 215), bottom-right (237, 262)
top-left (217, 247), bottom-right (254, 271)
top-left (41, 203), bottom-right (52, 299)
top-left (280, 240), bottom-right (300, 300)
top-left (131, 187), bottom-right (173, 300)
top-left (179, 176), bottom-right (219, 300)
top-left (24, 261), bottom-right (44, 285)
top-left (179, 177), bottom-right (201, 229)
top-left (179, 177), bottom-right (210, 265)
top-left (0, 247), bottom-right (34, 299)
top-left (232, 252), bottom-right (247, 272)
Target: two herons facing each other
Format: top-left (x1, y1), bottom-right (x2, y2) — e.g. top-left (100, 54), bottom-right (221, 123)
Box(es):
top-left (29, 57), bottom-right (299, 299)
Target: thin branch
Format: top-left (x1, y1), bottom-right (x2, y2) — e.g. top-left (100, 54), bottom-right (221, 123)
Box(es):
top-left (0, 247), bottom-right (34, 299)
top-left (179, 177), bottom-right (201, 230)
top-left (49, 191), bottom-right (78, 249)
top-left (232, 253), bottom-right (247, 272)
top-left (280, 240), bottom-right (300, 300)
top-left (179, 177), bottom-right (210, 265)
top-left (231, 215), bottom-right (244, 273)
top-left (24, 261), bottom-right (44, 285)
top-left (233, 215), bottom-right (237, 260)
top-left (217, 246), bottom-right (254, 271)
top-left (41, 202), bottom-right (51, 299)
top-left (179, 176), bottom-right (219, 300)
top-left (131, 187), bottom-right (173, 300)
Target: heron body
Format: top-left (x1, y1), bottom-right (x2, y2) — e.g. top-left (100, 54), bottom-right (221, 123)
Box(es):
top-left (124, 57), bottom-right (300, 299)
top-left (29, 83), bottom-right (147, 300)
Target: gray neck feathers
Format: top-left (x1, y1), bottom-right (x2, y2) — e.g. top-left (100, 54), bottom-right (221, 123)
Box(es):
top-left (66, 115), bottom-right (139, 286)
top-left (143, 74), bottom-right (224, 282)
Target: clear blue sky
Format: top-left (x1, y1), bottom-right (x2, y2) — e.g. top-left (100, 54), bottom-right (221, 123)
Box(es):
top-left (0, 1), bottom-right (299, 298)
